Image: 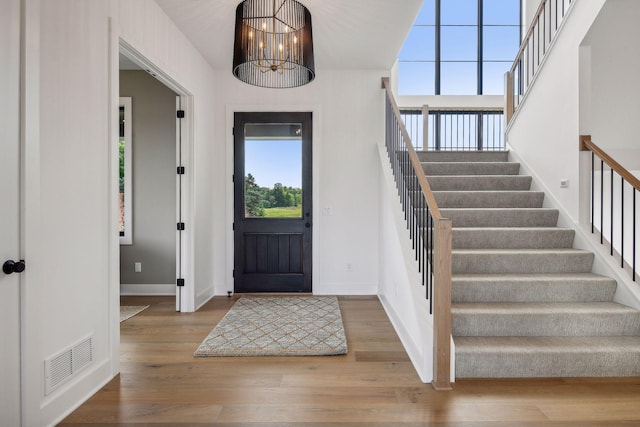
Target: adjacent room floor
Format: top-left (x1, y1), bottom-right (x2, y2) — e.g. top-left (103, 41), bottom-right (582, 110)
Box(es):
top-left (60, 295), bottom-right (640, 425)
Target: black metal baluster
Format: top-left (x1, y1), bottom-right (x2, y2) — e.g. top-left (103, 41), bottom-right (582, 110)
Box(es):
top-left (429, 217), bottom-right (433, 315)
top-left (611, 166), bottom-right (614, 255)
top-left (418, 194), bottom-right (423, 271)
top-left (601, 159), bottom-right (604, 244)
top-left (591, 151), bottom-right (594, 234)
top-left (549, 0), bottom-right (553, 44)
top-left (422, 196), bottom-right (426, 281)
top-left (634, 188), bottom-right (637, 281)
top-left (429, 214), bottom-right (434, 309)
top-left (542, 3), bottom-right (546, 56)
top-left (621, 176), bottom-right (624, 268)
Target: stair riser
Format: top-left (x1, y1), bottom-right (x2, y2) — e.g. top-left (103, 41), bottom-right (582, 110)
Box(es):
top-left (443, 209), bottom-right (559, 228)
top-left (418, 151), bottom-right (509, 163)
top-left (452, 281), bottom-right (617, 303)
top-left (452, 312), bottom-right (640, 337)
top-left (456, 352), bottom-right (640, 378)
top-left (434, 191), bottom-right (544, 208)
top-left (427, 176), bottom-right (532, 191)
top-left (452, 252), bottom-right (594, 274)
top-left (422, 162), bottom-right (520, 176)
top-left (453, 228), bottom-right (574, 249)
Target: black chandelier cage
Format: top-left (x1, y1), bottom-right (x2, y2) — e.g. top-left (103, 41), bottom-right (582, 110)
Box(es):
top-left (233, 0), bottom-right (315, 88)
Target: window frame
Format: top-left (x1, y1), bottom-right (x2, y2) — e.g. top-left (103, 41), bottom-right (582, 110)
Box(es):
top-left (399, 0), bottom-right (522, 95)
top-left (119, 97), bottom-right (133, 245)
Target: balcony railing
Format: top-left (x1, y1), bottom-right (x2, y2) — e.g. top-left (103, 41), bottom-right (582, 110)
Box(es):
top-left (506, 0), bottom-right (575, 123)
top-left (400, 107), bottom-right (504, 151)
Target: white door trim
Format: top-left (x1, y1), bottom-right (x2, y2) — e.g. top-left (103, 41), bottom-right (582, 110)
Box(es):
top-left (114, 40), bottom-right (195, 314)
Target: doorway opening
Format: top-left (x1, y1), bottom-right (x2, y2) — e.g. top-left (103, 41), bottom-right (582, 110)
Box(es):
top-left (233, 112), bottom-right (313, 293)
top-left (117, 43), bottom-right (192, 312)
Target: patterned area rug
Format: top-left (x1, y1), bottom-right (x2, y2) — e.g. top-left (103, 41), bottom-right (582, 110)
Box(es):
top-left (120, 305), bottom-right (149, 322)
top-left (194, 296), bottom-right (348, 357)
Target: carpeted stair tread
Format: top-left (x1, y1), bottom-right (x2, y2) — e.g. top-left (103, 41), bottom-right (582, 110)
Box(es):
top-left (452, 302), bottom-right (640, 337)
top-left (455, 336), bottom-right (640, 377)
top-left (452, 227), bottom-right (574, 249)
top-left (452, 273), bottom-right (617, 302)
top-left (408, 150), bottom-right (640, 378)
top-left (422, 162), bottom-right (520, 176)
top-left (452, 248), bottom-right (594, 274)
top-left (417, 151), bottom-right (509, 163)
top-left (427, 175), bottom-right (532, 191)
top-left (442, 208), bottom-right (559, 228)
top-left (434, 191), bottom-right (544, 208)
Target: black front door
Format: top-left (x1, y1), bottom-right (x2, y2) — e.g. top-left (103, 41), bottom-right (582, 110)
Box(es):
top-left (234, 112), bottom-right (312, 293)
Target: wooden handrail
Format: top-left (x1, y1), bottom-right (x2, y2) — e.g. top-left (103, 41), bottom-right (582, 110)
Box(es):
top-left (579, 135), bottom-right (640, 191)
top-left (381, 77), bottom-right (452, 391)
top-left (399, 106), bottom-right (504, 113)
top-left (510, 0), bottom-right (550, 74)
top-left (381, 77), bottom-right (443, 220)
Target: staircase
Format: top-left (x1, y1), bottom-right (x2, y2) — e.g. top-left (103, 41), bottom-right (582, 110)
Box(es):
top-left (419, 150), bottom-right (640, 378)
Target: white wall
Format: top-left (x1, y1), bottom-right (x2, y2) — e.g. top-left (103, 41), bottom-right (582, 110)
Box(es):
top-left (21, 1), bottom-right (219, 425)
top-left (506, 0), bottom-right (606, 222)
top-left (377, 144), bottom-right (435, 382)
top-left (119, 70), bottom-right (177, 288)
top-left (523, 0), bottom-right (542, 33)
top-left (506, 0), bottom-right (640, 309)
top-left (36, 1), bottom-right (113, 424)
top-left (582, 0), bottom-right (640, 171)
top-left (215, 70), bottom-right (384, 296)
top-left (117, 0), bottom-right (218, 310)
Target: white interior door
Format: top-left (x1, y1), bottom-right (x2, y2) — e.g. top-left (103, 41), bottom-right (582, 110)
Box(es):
top-left (0, 0), bottom-right (23, 424)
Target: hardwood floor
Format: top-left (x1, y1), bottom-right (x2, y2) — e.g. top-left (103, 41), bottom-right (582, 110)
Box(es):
top-left (60, 295), bottom-right (640, 426)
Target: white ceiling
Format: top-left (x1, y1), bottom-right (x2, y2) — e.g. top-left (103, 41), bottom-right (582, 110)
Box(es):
top-left (154, 0), bottom-right (422, 71)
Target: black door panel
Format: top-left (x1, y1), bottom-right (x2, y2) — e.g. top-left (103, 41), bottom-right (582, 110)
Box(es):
top-left (234, 112), bottom-right (312, 293)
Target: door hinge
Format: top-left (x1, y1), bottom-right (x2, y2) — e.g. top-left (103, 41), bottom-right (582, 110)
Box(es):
top-left (177, 110), bottom-right (185, 119)
top-left (176, 278), bottom-right (185, 287)
top-left (177, 166), bottom-right (185, 175)
top-left (232, 223), bottom-right (235, 231)
top-left (232, 269), bottom-right (235, 278)
top-left (177, 222), bottom-right (185, 231)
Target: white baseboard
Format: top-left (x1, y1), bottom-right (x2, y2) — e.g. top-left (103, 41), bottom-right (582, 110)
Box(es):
top-left (378, 294), bottom-right (430, 383)
top-left (196, 285), bottom-right (215, 311)
top-left (120, 284), bottom-right (176, 296)
top-left (45, 358), bottom-right (112, 427)
top-left (313, 282), bottom-right (377, 295)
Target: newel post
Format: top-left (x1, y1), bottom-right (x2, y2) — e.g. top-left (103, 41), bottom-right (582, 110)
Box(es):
top-left (432, 218), bottom-right (452, 391)
top-left (422, 104), bottom-right (429, 151)
top-left (504, 71), bottom-right (514, 124)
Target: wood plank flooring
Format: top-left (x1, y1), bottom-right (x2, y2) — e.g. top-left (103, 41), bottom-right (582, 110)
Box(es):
top-left (60, 295), bottom-right (640, 426)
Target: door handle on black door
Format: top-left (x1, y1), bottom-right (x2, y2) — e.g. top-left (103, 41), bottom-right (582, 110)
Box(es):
top-left (3, 260), bottom-right (25, 275)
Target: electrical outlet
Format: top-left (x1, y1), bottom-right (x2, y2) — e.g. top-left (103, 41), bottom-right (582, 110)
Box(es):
top-left (134, 262), bottom-right (142, 273)
top-left (560, 179), bottom-right (570, 188)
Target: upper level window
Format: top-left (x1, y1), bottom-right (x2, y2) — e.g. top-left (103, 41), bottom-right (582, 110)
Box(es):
top-left (399, 0), bottom-right (521, 95)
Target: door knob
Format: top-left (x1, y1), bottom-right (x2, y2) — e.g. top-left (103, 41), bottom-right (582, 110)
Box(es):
top-left (3, 260), bottom-right (25, 275)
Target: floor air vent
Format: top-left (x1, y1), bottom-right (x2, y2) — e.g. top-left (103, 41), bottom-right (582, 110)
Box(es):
top-left (45, 335), bottom-right (94, 395)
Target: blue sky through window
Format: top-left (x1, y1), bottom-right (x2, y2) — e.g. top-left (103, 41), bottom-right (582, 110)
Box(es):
top-left (245, 139), bottom-right (302, 188)
top-left (399, 0), bottom-right (520, 95)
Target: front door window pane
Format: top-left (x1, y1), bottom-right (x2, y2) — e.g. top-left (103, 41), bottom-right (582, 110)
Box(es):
top-left (244, 123), bottom-right (302, 218)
